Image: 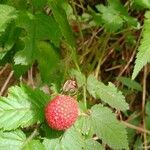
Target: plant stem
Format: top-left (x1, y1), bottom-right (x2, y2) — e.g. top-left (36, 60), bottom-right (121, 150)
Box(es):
top-left (122, 121), bottom-right (150, 135)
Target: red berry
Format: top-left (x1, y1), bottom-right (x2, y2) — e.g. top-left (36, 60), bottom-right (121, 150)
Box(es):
top-left (45, 95), bottom-right (79, 131)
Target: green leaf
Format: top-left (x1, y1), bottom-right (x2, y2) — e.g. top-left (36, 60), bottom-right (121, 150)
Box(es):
top-left (87, 75), bottom-right (129, 111)
top-left (43, 138), bottom-right (61, 150)
top-left (0, 4), bottom-right (17, 35)
top-left (91, 104), bottom-right (129, 149)
top-left (132, 11), bottom-right (150, 79)
top-left (35, 13), bottom-right (62, 47)
top-left (61, 127), bottom-right (85, 150)
top-left (23, 140), bottom-right (45, 150)
top-left (14, 11), bottom-right (62, 66)
top-left (13, 64), bottom-right (30, 78)
top-left (0, 130), bottom-right (26, 150)
top-left (70, 69), bottom-right (86, 87)
top-left (117, 77), bottom-right (142, 91)
top-left (0, 23), bottom-right (20, 60)
top-left (43, 127), bottom-right (85, 150)
top-left (0, 84), bottom-right (50, 130)
top-left (31, 0), bottom-right (47, 10)
top-left (6, 0), bottom-right (28, 9)
top-left (14, 11), bottom-right (36, 65)
top-left (75, 116), bottom-right (92, 136)
top-left (85, 139), bottom-right (104, 150)
top-left (37, 42), bottom-right (60, 83)
top-left (95, 0), bottom-right (137, 32)
top-left (132, 0), bottom-right (150, 9)
top-left (48, 0), bottom-right (75, 48)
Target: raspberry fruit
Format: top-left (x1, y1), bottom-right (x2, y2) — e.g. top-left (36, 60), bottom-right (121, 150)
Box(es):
top-left (45, 95), bottom-right (79, 131)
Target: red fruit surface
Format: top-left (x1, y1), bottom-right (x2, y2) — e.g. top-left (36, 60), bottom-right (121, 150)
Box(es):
top-left (45, 95), bottom-right (79, 130)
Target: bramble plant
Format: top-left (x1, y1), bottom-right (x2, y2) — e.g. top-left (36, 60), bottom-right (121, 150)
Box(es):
top-left (0, 0), bottom-right (150, 150)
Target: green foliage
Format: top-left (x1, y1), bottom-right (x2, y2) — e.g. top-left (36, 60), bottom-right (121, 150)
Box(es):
top-left (85, 139), bottom-right (104, 150)
top-left (23, 140), bottom-right (45, 150)
top-left (117, 76), bottom-right (142, 91)
top-left (132, 11), bottom-right (150, 79)
top-left (92, 0), bottom-right (137, 32)
top-left (91, 104), bottom-right (129, 149)
top-left (13, 11), bottom-right (63, 83)
top-left (0, 23), bottom-right (20, 61)
top-left (132, 0), bottom-right (150, 9)
top-left (75, 116), bottom-right (92, 136)
top-left (0, 130), bottom-right (26, 150)
top-left (31, 0), bottom-right (47, 10)
top-left (87, 75), bottom-right (129, 111)
top-left (37, 41), bottom-right (62, 85)
top-left (75, 104), bottom-right (129, 149)
top-left (0, 4), bottom-right (17, 34)
top-left (0, 1), bottom-right (144, 149)
top-left (48, 0), bottom-right (75, 48)
top-left (43, 127), bottom-right (86, 150)
top-left (0, 84), bottom-right (50, 130)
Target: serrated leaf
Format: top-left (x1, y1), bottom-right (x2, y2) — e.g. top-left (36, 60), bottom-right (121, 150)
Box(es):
top-left (48, 0), bottom-right (75, 48)
top-left (0, 84), bottom-right (50, 130)
top-left (85, 139), bottom-right (104, 150)
top-left (96, 5), bottom-right (123, 32)
top-left (0, 130), bottom-right (26, 150)
top-left (117, 77), bottom-right (142, 91)
top-left (132, 11), bottom-right (150, 79)
top-left (36, 42), bottom-right (63, 83)
top-left (87, 75), bottom-right (129, 111)
top-left (0, 4), bottom-right (17, 35)
top-left (95, 0), bottom-right (137, 32)
top-left (43, 127), bottom-right (85, 150)
top-left (23, 140), bottom-right (45, 150)
top-left (91, 104), bottom-right (129, 149)
top-left (14, 11), bottom-right (63, 74)
top-left (61, 127), bottom-right (85, 150)
top-left (70, 69), bottom-right (86, 87)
